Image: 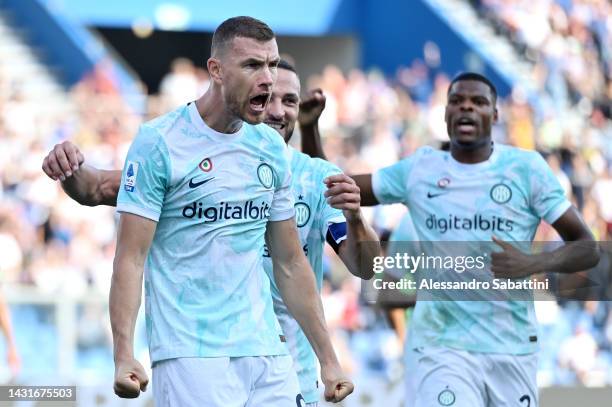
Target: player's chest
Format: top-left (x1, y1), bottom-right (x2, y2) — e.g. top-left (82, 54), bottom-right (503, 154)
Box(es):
top-left (168, 151), bottom-right (278, 207)
top-left (291, 185), bottom-right (319, 240)
top-left (408, 171), bottom-right (528, 215)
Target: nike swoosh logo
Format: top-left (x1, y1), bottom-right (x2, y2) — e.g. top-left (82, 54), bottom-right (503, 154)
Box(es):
top-left (189, 177), bottom-right (215, 188)
top-left (427, 191), bottom-right (448, 198)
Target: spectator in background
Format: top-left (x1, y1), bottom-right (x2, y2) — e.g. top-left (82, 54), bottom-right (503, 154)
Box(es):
top-left (159, 57), bottom-right (204, 110)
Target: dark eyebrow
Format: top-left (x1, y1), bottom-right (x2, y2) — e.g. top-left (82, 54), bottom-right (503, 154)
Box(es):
top-left (283, 93), bottom-right (299, 101)
top-left (471, 95), bottom-right (491, 103)
top-left (242, 58), bottom-right (264, 66)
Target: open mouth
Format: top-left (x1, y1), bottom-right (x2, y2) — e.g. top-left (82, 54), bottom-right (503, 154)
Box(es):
top-left (249, 93), bottom-right (270, 113)
top-left (455, 117), bottom-right (477, 133)
top-left (264, 121), bottom-right (285, 131)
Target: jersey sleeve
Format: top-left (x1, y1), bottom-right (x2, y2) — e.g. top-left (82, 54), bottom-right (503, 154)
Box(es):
top-left (116, 125), bottom-right (171, 221)
top-left (319, 162), bottom-right (348, 249)
top-left (269, 146), bottom-right (295, 222)
top-left (528, 152), bottom-right (572, 224)
top-left (371, 148), bottom-right (423, 205)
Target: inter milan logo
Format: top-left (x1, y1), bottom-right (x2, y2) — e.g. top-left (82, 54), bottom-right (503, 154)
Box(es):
top-left (295, 202), bottom-right (311, 227)
top-left (257, 163), bottom-right (274, 189)
top-left (199, 158), bottom-right (213, 172)
top-left (437, 387), bottom-right (456, 406)
top-left (490, 183), bottom-right (512, 204)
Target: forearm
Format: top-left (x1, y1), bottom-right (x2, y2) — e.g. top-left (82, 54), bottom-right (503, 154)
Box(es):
top-left (300, 123), bottom-right (326, 160)
top-left (340, 213), bottom-right (380, 279)
top-left (533, 239), bottom-right (599, 274)
top-left (351, 174), bottom-right (378, 206)
top-left (110, 257), bottom-right (143, 362)
top-left (61, 165), bottom-right (119, 206)
top-left (274, 255), bottom-right (339, 367)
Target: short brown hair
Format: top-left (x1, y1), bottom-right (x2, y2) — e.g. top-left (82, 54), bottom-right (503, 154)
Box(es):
top-left (211, 16), bottom-right (275, 57)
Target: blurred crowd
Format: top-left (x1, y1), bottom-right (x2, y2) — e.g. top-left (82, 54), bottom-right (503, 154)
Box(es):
top-left (0, 0), bottom-right (611, 388)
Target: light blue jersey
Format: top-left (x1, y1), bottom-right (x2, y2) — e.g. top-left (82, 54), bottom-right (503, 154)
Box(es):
top-left (263, 147), bottom-right (346, 403)
top-left (116, 103), bottom-right (295, 363)
top-left (372, 144), bottom-right (571, 354)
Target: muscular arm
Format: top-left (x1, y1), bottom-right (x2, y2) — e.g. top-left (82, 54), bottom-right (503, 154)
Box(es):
top-left (336, 216), bottom-right (379, 280)
top-left (300, 122), bottom-right (326, 160)
top-left (546, 207), bottom-right (600, 272)
top-left (266, 218), bottom-right (352, 402)
top-left (351, 174), bottom-right (379, 206)
top-left (62, 167), bottom-right (121, 207)
top-left (324, 173), bottom-right (380, 279)
top-left (42, 141), bottom-right (121, 206)
top-left (110, 213), bottom-right (153, 397)
top-left (299, 89), bottom-right (327, 160)
top-left (492, 207), bottom-right (600, 277)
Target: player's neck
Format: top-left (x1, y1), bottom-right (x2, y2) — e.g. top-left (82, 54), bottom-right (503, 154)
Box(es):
top-left (450, 140), bottom-right (494, 164)
top-left (194, 90), bottom-right (243, 135)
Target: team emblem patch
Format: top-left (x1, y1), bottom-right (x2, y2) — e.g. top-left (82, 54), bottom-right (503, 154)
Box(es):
top-left (199, 158), bottom-right (213, 172)
top-left (438, 388), bottom-right (455, 406)
top-left (294, 202), bottom-right (311, 227)
top-left (437, 177), bottom-right (451, 188)
top-left (257, 163), bottom-right (274, 189)
top-left (124, 161), bottom-right (138, 192)
top-left (490, 183), bottom-right (512, 204)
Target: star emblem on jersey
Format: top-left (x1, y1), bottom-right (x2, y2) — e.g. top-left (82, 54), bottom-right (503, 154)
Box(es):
top-left (294, 202), bottom-right (311, 228)
top-left (438, 387), bottom-right (456, 406)
top-left (257, 163), bottom-right (274, 189)
top-left (490, 183), bottom-right (512, 204)
top-left (199, 158), bottom-right (213, 172)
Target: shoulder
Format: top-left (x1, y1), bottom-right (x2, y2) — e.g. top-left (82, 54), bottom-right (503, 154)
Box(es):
top-left (495, 144), bottom-right (547, 171)
top-left (143, 105), bottom-right (189, 139)
top-left (294, 149), bottom-right (342, 177)
top-left (390, 145), bottom-right (443, 170)
top-left (249, 123), bottom-right (285, 146)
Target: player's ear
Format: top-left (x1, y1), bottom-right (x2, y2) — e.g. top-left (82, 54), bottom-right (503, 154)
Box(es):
top-left (493, 107), bottom-right (498, 123)
top-left (207, 57), bottom-right (223, 84)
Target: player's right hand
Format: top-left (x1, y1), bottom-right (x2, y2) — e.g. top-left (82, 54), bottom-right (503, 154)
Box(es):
top-left (113, 358), bottom-right (149, 398)
top-left (298, 88), bottom-right (326, 127)
top-left (41, 141), bottom-right (84, 181)
top-left (321, 363), bottom-right (354, 402)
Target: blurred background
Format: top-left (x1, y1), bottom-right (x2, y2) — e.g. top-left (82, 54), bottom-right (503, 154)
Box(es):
top-left (0, 0), bottom-right (610, 405)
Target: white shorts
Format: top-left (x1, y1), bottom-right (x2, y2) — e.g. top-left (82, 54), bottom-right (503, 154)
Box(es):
top-left (405, 347), bottom-right (538, 407)
top-left (153, 355), bottom-right (301, 407)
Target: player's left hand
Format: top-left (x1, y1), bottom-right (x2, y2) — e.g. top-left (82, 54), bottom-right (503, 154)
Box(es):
top-left (321, 363), bottom-right (354, 402)
top-left (324, 174), bottom-right (361, 222)
top-left (491, 236), bottom-right (541, 278)
top-left (298, 89), bottom-right (326, 127)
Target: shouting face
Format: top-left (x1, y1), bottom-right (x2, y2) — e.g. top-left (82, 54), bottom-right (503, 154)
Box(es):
top-left (445, 80), bottom-right (498, 150)
top-left (217, 36), bottom-right (280, 125)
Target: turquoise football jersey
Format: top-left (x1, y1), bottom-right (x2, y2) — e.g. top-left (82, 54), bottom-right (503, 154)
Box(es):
top-left (372, 144), bottom-right (571, 354)
top-left (116, 103), bottom-right (295, 362)
top-left (263, 146), bottom-right (346, 403)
